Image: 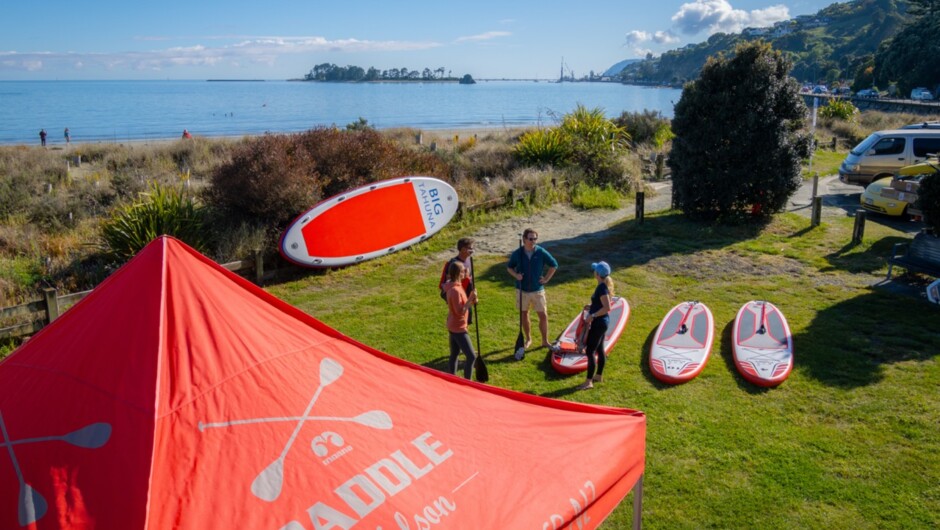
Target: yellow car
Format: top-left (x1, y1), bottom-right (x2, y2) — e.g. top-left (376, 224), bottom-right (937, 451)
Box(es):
top-left (860, 177), bottom-right (911, 216)
top-left (861, 158), bottom-right (937, 216)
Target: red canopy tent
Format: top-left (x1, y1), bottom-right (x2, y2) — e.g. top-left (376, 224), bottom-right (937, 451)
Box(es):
top-left (0, 236), bottom-right (645, 529)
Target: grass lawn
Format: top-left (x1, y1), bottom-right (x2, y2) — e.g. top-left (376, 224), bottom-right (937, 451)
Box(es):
top-left (808, 148), bottom-right (846, 178)
top-left (266, 204), bottom-right (938, 529)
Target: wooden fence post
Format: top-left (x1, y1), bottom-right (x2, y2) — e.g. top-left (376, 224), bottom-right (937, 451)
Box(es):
top-left (655, 154), bottom-right (664, 180)
top-left (43, 288), bottom-right (60, 323)
top-left (811, 196), bottom-right (822, 227)
top-left (636, 191), bottom-right (645, 224)
top-left (852, 209), bottom-right (866, 244)
top-left (831, 137), bottom-right (838, 150)
top-left (254, 250), bottom-right (264, 285)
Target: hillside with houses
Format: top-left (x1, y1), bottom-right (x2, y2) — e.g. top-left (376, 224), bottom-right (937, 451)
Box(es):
top-left (615, 0), bottom-right (912, 87)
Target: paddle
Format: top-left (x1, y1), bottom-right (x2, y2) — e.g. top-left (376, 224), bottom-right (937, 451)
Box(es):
top-left (470, 256), bottom-right (489, 383)
top-left (676, 301), bottom-right (697, 334)
top-left (757, 301), bottom-right (767, 335)
top-left (513, 236), bottom-right (526, 360)
top-left (251, 358), bottom-right (343, 502)
top-left (0, 411), bottom-right (48, 526)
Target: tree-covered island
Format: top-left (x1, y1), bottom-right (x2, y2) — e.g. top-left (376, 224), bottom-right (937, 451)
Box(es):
top-left (301, 63), bottom-right (473, 83)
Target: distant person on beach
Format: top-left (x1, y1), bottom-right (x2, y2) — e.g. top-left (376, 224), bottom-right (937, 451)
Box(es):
top-left (182, 129), bottom-right (192, 140)
top-left (39, 129), bottom-right (47, 146)
top-left (64, 128), bottom-right (70, 145)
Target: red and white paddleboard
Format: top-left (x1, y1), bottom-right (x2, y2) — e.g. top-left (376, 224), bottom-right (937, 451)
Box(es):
top-left (732, 300), bottom-right (794, 387)
top-left (550, 296), bottom-right (629, 374)
top-left (649, 301), bottom-right (714, 384)
top-left (280, 176), bottom-right (459, 267)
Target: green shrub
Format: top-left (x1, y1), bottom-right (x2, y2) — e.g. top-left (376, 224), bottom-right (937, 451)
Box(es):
top-left (515, 105), bottom-right (633, 189)
top-left (818, 99), bottom-right (859, 121)
top-left (0, 172), bottom-right (34, 219)
top-left (100, 182), bottom-right (207, 263)
top-left (26, 192), bottom-right (83, 233)
top-left (669, 41), bottom-right (811, 222)
top-left (614, 110), bottom-right (674, 148)
top-left (918, 171), bottom-right (940, 236)
top-left (514, 128), bottom-right (571, 167)
top-left (570, 182), bottom-right (623, 209)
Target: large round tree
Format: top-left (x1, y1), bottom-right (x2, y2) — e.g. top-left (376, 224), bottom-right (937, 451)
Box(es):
top-left (669, 41), bottom-right (811, 222)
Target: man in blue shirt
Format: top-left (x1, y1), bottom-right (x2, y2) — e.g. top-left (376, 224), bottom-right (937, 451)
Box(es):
top-left (507, 228), bottom-right (558, 356)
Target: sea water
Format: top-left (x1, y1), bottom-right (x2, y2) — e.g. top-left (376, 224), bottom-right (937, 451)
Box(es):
top-left (0, 80), bottom-right (681, 145)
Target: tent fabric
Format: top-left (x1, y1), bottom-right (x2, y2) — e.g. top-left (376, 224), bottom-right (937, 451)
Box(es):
top-left (0, 236), bottom-right (645, 529)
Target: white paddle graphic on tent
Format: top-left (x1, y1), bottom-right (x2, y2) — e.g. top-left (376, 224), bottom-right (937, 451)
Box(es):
top-left (0, 410), bottom-right (111, 526)
top-left (198, 358), bottom-right (393, 502)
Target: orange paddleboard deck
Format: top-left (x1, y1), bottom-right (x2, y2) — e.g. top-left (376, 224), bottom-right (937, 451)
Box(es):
top-left (280, 176), bottom-right (459, 267)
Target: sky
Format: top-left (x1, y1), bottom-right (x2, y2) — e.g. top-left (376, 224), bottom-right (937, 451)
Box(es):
top-left (0, 0), bottom-right (837, 81)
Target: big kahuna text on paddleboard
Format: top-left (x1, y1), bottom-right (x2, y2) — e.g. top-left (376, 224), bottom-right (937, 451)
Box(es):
top-left (279, 431), bottom-right (459, 530)
top-left (418, 182), bottom-right (445, 229)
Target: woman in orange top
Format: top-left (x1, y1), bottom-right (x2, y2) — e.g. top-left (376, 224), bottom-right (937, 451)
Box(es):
top-left (444, 261), bottom-right (478, 379)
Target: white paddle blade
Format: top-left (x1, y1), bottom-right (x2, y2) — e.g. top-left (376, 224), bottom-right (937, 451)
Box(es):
top-left (355, 410), bottom-right (393, 429)
top-left (319, 358), bottom-right (343, 386)
top-left (251, 459), bottom-right (284, 502)
top-left (19, 484), bottom-right (47, 526)
top-left (63, 423), bottom-right (112, 448)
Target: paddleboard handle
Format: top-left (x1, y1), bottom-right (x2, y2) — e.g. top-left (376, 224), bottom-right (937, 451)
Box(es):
top-left (676, 301), bottom-right (697, 334)
top-left (757, 301), bottom-right (767, 335)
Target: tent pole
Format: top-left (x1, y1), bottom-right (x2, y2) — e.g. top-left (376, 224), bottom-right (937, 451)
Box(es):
top-left (632, 474), bottom-right (643, 530)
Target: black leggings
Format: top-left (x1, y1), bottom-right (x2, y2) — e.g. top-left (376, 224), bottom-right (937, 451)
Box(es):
top-left (585, 319), bottom-right (608, 379)
top-left (448, 331), bottom-right (477, 379)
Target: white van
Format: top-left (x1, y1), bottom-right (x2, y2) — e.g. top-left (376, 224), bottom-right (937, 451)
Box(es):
top-left (838, 129), bottom-right (940, 186)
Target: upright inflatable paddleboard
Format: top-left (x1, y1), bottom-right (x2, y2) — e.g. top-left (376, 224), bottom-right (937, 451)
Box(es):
top-left (550, 296), bottom-right (629, 374)
top-left (732, 300), bottom-right (793, 387)
top-left (649, 301), bottom-right (714, 384)
top-left (280, 176), bottom-right (458, 267)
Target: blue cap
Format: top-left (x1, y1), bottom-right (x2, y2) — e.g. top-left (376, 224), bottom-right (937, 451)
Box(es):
top-left (591, 261), bottom-right (611, 277)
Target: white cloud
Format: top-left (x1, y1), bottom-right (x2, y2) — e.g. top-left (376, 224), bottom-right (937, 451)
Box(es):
top-left (671, 0), bottom-right (789, 36)
top-left (624, 29), bottom-right (679, 56)
top-left (653, 31), bottom-right (681, 44)
top-left (455, 31), bottom-right (511, 43)
top-left (625, 30), bottom-right (679, 46)
top-left (0, 36), bottom-right (443, 73)
top-left (624, 30), bottom-right (653, 46)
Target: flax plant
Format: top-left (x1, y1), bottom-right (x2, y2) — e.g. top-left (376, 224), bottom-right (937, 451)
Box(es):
top-left (99, 182), bottom-right (207, 263)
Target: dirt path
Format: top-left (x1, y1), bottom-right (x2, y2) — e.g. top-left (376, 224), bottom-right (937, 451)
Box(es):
top-left (456, 176), bottom-right (862, 257)
top-left (464, 181), bottom-right (673, 256)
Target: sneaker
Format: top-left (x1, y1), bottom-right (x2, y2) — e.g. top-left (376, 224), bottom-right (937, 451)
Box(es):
top-left (514, 347), bottom-right (526, 361)
top-left (593, 375), bottom-right (603, 383)
top-left (575, 381), bottom-right (594, 390)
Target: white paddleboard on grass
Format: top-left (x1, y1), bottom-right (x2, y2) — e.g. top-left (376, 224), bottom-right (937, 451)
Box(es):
top-left (649, 301), bottom-right (714, 384)
top-left (732, 300), bottom-right (794, 387)
top-left (550, 296), bottom-right (629, 374)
